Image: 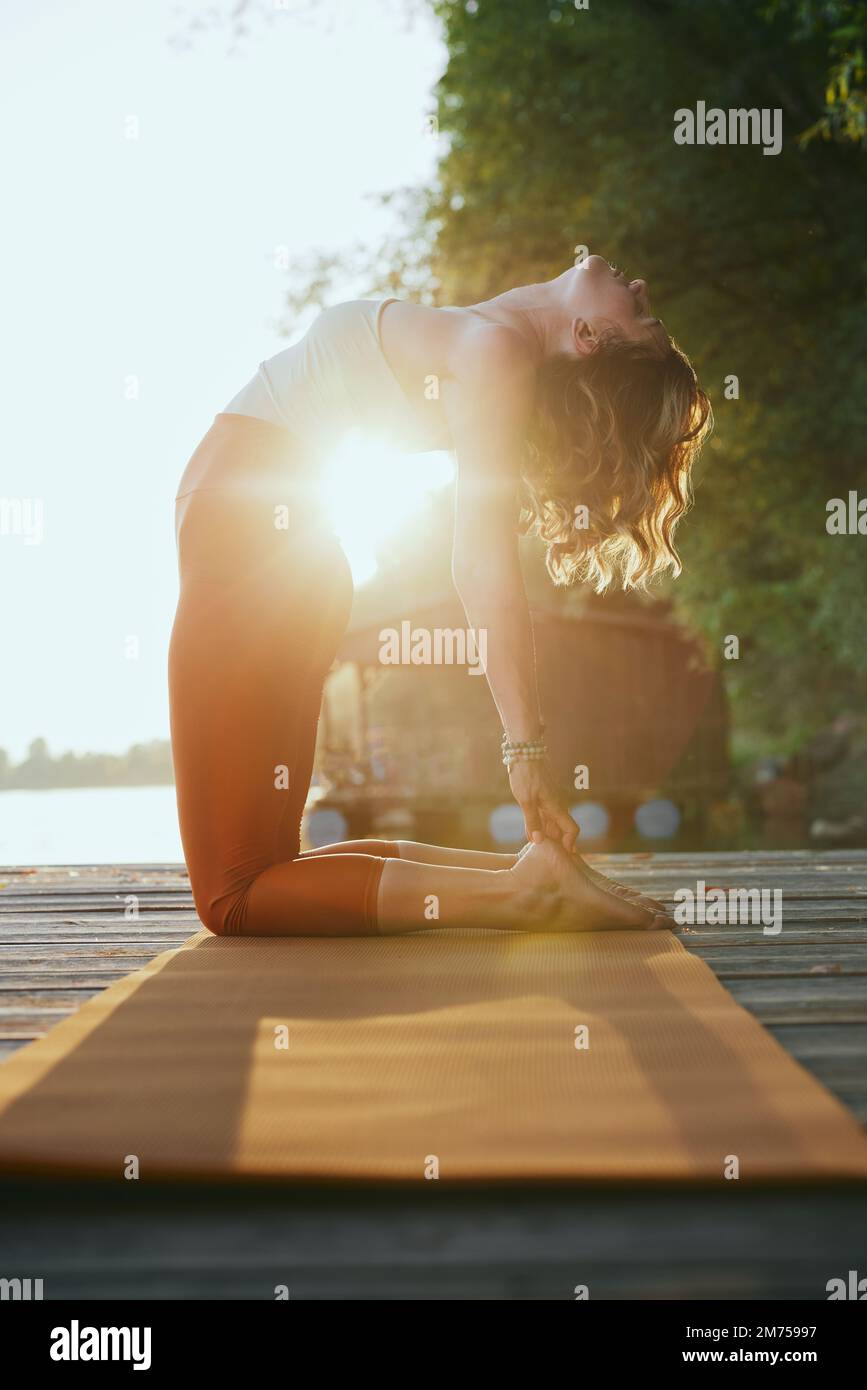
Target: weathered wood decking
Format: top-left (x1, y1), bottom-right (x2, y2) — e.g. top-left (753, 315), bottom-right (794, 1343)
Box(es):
top-left (1, 850), bottom-right (866, 1300)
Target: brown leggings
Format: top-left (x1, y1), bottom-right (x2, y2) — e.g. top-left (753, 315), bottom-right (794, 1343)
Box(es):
top-left (168, 414), bottom-right (399, 936)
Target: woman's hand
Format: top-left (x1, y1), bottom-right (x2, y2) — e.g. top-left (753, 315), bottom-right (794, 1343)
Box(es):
top-left (508, 757), bottom-right (580, 852)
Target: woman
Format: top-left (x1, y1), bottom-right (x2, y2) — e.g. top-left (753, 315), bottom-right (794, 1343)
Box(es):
top-left (169, 254), bottom-right (711, 937)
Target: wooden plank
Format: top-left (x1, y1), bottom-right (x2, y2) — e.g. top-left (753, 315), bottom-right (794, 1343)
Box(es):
top-left (0, 922), bottom-right (192, 933)
top-left (0, 990), bottom-right (111, 1012)
top-left (0, 879), bottom-right (189, 892)
top-left (0, 885), bottom-right (190, 894)
top-left (0, 937), bottom-right (193, 950)
top-left (0, 922), bottom-right (193, 933)
top-left (770, 1022), bottom-right (867, 1056)
top-left (0, 970), bottom-right (157, 989)
top-left (595, 851), bottom-right (867, 865)
top-left (0, 899), bottom-right (195, 913)
top-left (0, 890), bottom-right (194, 899)
top-left (0, 912), bottom-right (196, 922)
top-left (724, 977), bottom-right (867, 1024)
top-left (688, 944), bottom-right (867, 974)
top-left (678, 928), bottom-right (867, 944)
top-left (0, 898), bottom-right (184, 912)
top-left (0, 945), bottom-right (185, 960)
top-left (0, 1181), bottom-right (864, 1300)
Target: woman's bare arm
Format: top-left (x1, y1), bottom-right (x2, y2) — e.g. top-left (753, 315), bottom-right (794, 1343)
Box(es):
top-left (444, 324), bottom-right (579, 849)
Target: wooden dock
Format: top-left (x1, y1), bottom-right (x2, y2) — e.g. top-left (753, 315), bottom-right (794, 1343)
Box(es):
top-left (1, 850), bottom-right (866, 1300)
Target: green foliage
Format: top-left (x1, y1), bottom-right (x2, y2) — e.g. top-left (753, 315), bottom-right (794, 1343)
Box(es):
top-left (426, 0), bottom-right (867, 747)
top-left (766, 0), bottom-right (867, 144)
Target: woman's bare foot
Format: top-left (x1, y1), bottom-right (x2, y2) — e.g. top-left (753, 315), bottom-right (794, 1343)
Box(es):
top-left (515, 843), bottom-right (671, 923)
top-left (510, 840), bottom-right (670, 932)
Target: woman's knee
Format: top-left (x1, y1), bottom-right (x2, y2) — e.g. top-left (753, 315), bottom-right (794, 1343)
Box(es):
top-left (197, 902), bottom-right (229, 936)
top-left (194, 886), bottom-right (242, 937)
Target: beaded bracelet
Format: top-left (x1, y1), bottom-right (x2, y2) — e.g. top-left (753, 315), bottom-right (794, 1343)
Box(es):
top-left (501, 721), bottom-right (545, 750)
top-left (501, 723), bottom-right (548, 768)
top-left (502, 745), bottom-right (548, 767)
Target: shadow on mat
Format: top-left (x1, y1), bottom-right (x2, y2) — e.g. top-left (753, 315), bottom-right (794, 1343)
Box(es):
top-left (0, 929), bottom-right (819, 1177)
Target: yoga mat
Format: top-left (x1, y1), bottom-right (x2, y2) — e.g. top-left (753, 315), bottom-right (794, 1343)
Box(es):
top-left (1, 928), bottom-right (866, 1184)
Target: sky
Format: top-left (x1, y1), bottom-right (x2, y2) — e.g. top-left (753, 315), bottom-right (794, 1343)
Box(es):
top-left (0, 0), bottom-right (449, 762)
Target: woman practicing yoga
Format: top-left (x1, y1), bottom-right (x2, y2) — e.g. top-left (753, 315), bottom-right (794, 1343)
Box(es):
top-left (169, 254), bottom-right (711, 937)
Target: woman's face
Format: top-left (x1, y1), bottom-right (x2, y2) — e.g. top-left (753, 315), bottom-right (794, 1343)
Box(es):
top-left (569, 254), bottom-right (665, 350)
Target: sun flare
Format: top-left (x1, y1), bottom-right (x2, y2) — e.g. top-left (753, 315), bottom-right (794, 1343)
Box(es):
top-left (320, 432), bottom-right (454, 585)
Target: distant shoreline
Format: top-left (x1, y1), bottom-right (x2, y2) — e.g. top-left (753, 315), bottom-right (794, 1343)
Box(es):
top-left (0, 739), bottom-right (174, 793)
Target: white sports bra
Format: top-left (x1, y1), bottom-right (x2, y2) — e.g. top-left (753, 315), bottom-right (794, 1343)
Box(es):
top-left (224, 299), bottom-right (445, 454)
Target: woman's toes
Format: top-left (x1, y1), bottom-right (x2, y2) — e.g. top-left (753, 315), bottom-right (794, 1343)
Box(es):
top-left (582, 879), bottom-right (652, 930)
top-left (585, 866), bottom-right (670, 920)
top-left (630, 891), bottom-right (672, 921)
top-left (650, 913), bottom-right (673, 931)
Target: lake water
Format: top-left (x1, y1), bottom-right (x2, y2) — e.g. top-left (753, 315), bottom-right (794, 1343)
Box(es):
top-left (0, 785), bottom-right (784, 866)
top-left (0, 786), bottom-right (185, 866)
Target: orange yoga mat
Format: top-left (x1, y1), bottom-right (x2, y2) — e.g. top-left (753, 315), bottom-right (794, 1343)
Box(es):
top-left (1, 927), bottom-right (866, 1184)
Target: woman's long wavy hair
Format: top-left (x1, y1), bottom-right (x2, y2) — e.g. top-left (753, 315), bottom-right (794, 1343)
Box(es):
top-left (521, 329), bottom-right (712, 591)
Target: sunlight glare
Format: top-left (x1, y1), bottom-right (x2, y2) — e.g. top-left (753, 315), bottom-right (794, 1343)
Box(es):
top-left (320, 432), bottom-right (454, 584)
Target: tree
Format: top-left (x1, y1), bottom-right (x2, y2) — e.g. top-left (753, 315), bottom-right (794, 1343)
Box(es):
top-left (769, 0), bottom-right (867, 145)
top-left (421, 0), bottom-right (867, 751)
